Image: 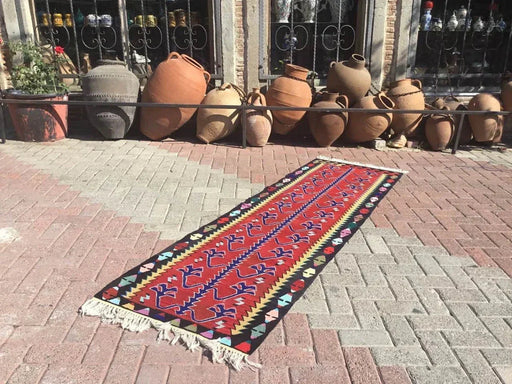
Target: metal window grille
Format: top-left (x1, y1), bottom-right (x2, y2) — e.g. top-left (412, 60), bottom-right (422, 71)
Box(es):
top-left (32, 0), bottom-right (222, 89)
top-left (409, 0), bottom-right (512, 94)
top-left (260, 0), bottom-right (358, 83)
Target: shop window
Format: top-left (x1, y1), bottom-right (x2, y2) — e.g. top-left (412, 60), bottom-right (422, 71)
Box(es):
top-left (32, 0), bottom-right (221, 89)
top-left (410, 0), bottom-right (512, 93)
top-left (260, 0), bottom-right (359, 82)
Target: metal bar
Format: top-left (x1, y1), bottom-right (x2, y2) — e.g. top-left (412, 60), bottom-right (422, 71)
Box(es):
top-left (119, 0), bottom-right (133, 71)
top-left (312, 0), bottom-right (318, 76)
top-left (480, 0), bottom-right (496, 88)
top-left (1, 98), bottom-right (510, 116)
top-left (242, 103), bottom-right (247, 148)
top-left (336, 0), bottom-right (343, 61)
top-left (457, 0), bottom-right (472, 88)
top-left (139, 0), bottom-right (149, 70)
top-left (93, 0), bottom-right (102, 60)
top-left (0, 94), bottom-right (6, 144)
top-left (163, 0), bottom-right (170, 54)
top-left (451, 111), bottom-right (466, 154)
top-left (187, 0), bottom-right (193, 57)
top-left (68, 0), bottom-right (81, 79)
top-left (433, 0), bottom-right (450, 93)
top-left (504, 10), bottom-right (512, 73)
top-left (290, 0), bottom-right (295, 64)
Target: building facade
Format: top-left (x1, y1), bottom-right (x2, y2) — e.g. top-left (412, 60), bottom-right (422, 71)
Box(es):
top-left (1, 0), bottom-right (510, 96)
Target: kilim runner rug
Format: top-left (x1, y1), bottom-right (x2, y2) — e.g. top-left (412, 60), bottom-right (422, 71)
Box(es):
top-left (80, 156), bottom-right (406, 370)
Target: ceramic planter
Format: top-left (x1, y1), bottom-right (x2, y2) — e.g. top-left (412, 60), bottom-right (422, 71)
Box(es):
top-left (468, 93), bottom-right (501, 143)
top-left (327, 54), bottom-right (371, 106)
top-left (140, 52), bottom-right (210, 140)
top-left (266, 64), bottom-right (312, 135)
top-left (425, 108), bottom-right (454, 151)
top-left (5, 92), bottom-right (68, 142)
top-left (196, 83), bottom-right (245, 144)
top-left (82, 60), bottom-right (140, 139)
top-left (308, 92), bottom-right (348, 147)
top-left (432, 97), bottom-right (472, 145)
top-left (246, 88), bottom-right (273, 147)
top-left (343, 92), bottom-right (394, 143)
top-left (387, 78), bottom-right (425, 136)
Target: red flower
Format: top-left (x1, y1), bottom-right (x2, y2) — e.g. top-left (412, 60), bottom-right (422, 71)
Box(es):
top-left (54, 46), bottom-right (64, 55)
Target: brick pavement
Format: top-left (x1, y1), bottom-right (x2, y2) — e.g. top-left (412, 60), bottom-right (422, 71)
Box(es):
top-left (0, 137), bottom-right (511, 383)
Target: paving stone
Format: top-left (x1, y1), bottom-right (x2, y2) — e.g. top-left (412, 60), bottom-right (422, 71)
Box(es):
top-left (481, 317), bottom-right (512, 347)
top-left (481, 348), bottom-right (512, 366)
top-left (376, 301), bottom-right (426, 316)
top-left (470, 302), bottom-right (512, 317)
top-left (454, 349), bottom-right (502, 384)
top-left (352, 301), bottom-right (385, 330)
top-left (364, 235), bottom-right (391, 254)
top-left (358, 264), bottom-right (388, 287)
top-left (407, 315), bottom-right (461, 331)
top-left (338, 330), bottom-right (392, 346)
top-left (385, 275), bottom-right (417, 301)
top-left (495, 367), bottom-right (512, 384)
top-left (415, 288), bottom-right (450, 315)
top-left (371, 346), bottom-right (430, 366)
top-left (347, 286), bottom-right (394, 301)
top-left (442, 330), bottom-right (500, 348)
top-left (407, 366), bottom-right (471, 384)
top-left (308, 314), bottom-right (359, 329)
top-left (382, 315), bottom-right (419, 346)
top-left (414, 331), bottom-right (459, 366)
top-left (343, 347), bottom-right (381, 384)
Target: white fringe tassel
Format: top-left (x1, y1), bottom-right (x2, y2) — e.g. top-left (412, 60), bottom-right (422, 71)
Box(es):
top-left (80, 298), bottom-right (261, 371)
top-left (316, 155), bottom-right (409, 174)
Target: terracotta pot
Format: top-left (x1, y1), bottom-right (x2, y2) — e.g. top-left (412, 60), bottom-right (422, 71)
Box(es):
top-left (140, 52), bottom-right (210, 140)
top-left (433, 97), bottom-right (472, 145)
top-left (246, 88), bottom-right (273, 147)
top-left (425, 108), bottom-right (454, 151)
top-left (6, 92), bottom-right (68, 142)
top-left (387, 78), bottom-right (425, 136)
top-left (326, 54), bottom-right (371, 106)
top-left (468, 93), bottom-right (500, 143)
top-left (308, 92), bottom-right (348, 147)
top-left (343, 92), bottom-right (395, 143)
top-left (196, 83), bottom-right (245, 144)
top-left (494, 114), bottom-right (504, 143)
top-left (501, 76), bottom-right (512, 111)
top-left (266, 64), bottom-right (312, 135)
top-left (82, 60), bottom-right (140, 139)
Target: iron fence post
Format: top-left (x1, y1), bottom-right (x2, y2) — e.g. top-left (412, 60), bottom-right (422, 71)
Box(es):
top-left (451, 111), bottom-right (466, 155)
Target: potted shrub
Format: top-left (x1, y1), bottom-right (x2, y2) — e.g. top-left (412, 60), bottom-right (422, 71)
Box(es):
top-left (4, 40), bottom-right (69, 141)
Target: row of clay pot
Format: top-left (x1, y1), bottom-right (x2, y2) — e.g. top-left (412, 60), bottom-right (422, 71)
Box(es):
top-left (424, 94), bottom-right (503, 151)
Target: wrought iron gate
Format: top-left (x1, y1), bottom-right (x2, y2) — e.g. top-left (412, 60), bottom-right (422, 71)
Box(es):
top-left (32, 0), bottom-right (222, 87)
top-left (260, 0), bottom-right (359, 82)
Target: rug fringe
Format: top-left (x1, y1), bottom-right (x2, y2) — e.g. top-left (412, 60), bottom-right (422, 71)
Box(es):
top-left (80, 298), bottom-right (261, 371)
top-left (157, 322), bottom-right (262, 371)
top-left (79, 298), bottom-right (155, 332)
top-left (316, 155), bottom-right (409, 174)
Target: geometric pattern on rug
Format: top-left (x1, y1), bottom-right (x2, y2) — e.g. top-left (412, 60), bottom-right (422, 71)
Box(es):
top-left (81, 157), bottom-right (405, 367)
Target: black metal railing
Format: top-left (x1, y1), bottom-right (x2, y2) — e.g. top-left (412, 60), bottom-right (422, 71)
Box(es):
top-left (260, 0), bottom-right (357, 81)
top-left (33, 0), bottom-right (221, 85)
top-left (412, 0), bottom-right (512, 93)
top-left (1, 94), bottom-right (508, 155)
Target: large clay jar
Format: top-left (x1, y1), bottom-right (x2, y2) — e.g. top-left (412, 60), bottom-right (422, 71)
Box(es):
top-left (425, 108), bottom-right (454, 151)
top-left (196, 83), bottom-right (245, 144)
top-left (387, 78), bottom-right (425, 136)
top-left (326, 54), bottom-right (371, 106)
top-left (82, 60), bottom-right (140, 139)
top-left (308, 92), bottom-right (348, 147)
top-left (501, 74), bottom-right (512, 111)
top-left (468, 93), bottom-right (501, 143)
top-left (140, 52), bottom-right (210, 140)
top-left (246, 88), bottom-right (273, 147)
top-left (343, 92), bottom-right (395, 143)
top-left (266, 64), bottom-right (312, 135)
top-left (433, 97), bottom-right (472, 145)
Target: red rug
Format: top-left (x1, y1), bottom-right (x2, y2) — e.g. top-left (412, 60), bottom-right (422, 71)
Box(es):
top-left (81, 156), bottom-right (405, 369)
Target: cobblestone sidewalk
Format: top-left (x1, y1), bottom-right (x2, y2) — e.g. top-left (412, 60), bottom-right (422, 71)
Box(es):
top-left (0, 137), bottom-right (511, 383)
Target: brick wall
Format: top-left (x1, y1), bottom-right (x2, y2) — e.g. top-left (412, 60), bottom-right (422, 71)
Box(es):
top-left (383, 0), bottom-right (398, 86)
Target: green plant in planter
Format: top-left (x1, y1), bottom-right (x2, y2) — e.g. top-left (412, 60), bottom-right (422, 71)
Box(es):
top-left (5, 41), bottom-right (70, 142)
top-left (8, 41), bottom-right (68, 95)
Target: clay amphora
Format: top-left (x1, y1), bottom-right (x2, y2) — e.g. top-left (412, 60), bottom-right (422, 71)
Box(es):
top-left (196, 83), bottom-right (245, 144)
top-left (326, 54), bottom-right (371, 106)
top-left (432, 97), bottom-right (472, 145)
top-left (387, 78), bottom-right (425, 136)
top-left (246, 88), bottom-right (273, 147)
top-left (82, 60), bottom-right (140, 139)
top-left (343, 92), bottom-right (395, 143)
top-left (468, 93), bottom-right (500, 143)
top-left (425, 107), bottom-right (454, 151)
top-left (266, 64), bottom-right (312, 135)
top-left (501, 74), bottom-right (512, 111)
top-left (308, 92), bottom-right (348, 147)
top-left (140, 52), bottom-right (210, 140)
